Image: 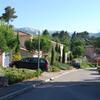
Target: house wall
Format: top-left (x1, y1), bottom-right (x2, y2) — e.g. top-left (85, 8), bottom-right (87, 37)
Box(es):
top-left (0, 52), bottom-right (11, 67)
top-left (18, 32), bottom-right (32, 48)
top-left (95, 58), bottom-right (100, 66)
top-left (85, 45), bottom-right (96, 59)
top-left (20, 49), bottom-right (33, 58)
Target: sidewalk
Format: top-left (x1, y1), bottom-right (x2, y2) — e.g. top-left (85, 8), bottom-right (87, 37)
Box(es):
top-left (0, 69), bottom-right (77, 100)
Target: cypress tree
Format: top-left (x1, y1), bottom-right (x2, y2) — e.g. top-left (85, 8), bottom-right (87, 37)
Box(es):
top-left (50, 46), bottom-right (55, 65)
top-left (58, 46), bottom-right (61, 62)
top-left (62, 46), bottom-right (65, 63)
top-left (15, 32), bottom-right (20, 53)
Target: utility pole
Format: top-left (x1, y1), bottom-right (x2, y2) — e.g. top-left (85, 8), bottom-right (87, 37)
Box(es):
top-left (37, 30), bottom-right (40, 78)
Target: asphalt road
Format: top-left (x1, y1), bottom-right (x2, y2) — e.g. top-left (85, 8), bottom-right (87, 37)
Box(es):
top-left (11, 68), bottom-right (100, 100)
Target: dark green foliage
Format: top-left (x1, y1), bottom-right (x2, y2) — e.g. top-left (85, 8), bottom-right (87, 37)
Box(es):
top-left (42, 29), bottom-right (50, 36)
top-left (0, 33), bottom-right (8, 52)
top-left (70, 32), bottom-right (85, 58)
top-left (58, 46), bottom-right (61, 62)
top-left (32, 36), bottom-right (51, 52)
top-left (62, 46), bottom-right (66, 63)
top-left (25, 32), bottom-right (52, 52)
top-left (76, 31), bottom-right (89, 40)
top-left (55, 44), bottom-right (61, 62)
top-left (0, 6), bottom-right (17, 24)
top-left (93, 37), bottom-right (100, 48)
top-left (15, 33), bottom-right (20, 53)
top-left (70, 31), bottom-right (77, 51)
top-left (73, 39), bottom-right (85, 57)
top-left (55, 43), bottom-right (59, 52)
top-left (69, 53), bottom-right (73, 60)
top-left (76, 31), bottom-right (90, 45)
top-left (50, 46), bottom-right (55, 65)
top-left (52, 30), bottom-right (70, 46)
top-left (24, 40), bottom-right (33, 52)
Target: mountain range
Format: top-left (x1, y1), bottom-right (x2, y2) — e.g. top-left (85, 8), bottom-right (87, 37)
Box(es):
top-left (14, 27), bottom-right (39, 35)
top-left (90, 32), bottom-right (100, 37)
top-left (14, 27), bottom-right (100, 37)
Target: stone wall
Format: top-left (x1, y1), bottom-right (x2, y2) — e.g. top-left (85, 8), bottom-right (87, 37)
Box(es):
top-left (0, 76), bottom-right (8, 87)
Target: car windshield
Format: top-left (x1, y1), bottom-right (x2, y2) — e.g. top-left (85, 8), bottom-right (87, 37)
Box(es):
top-left (29, 58), bottom-right (38, 63)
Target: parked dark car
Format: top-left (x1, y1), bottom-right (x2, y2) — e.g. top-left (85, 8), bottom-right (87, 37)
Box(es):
top-left (9, 57), bottom-right (49, 71)
top-left (71, 60), bottom-right (80, 69)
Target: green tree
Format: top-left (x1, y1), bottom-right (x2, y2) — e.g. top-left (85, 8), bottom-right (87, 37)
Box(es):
top-left (0, 32), bottom-right (8, 52)
top-left (42, 29), bottom-right (50, 36)
top-left (0, 6), bottom-right (17, 24)
top-left (0, 21), bottom-right (17, 52)
top-left (72, 39), bottom-right (85, 57)
top-left (50, 46), bottom-right (55, 65)
top-left (52, 30), bottom-right (70, 47)
top-left (25, 36), bottom-right (52, 53)
top-left (70, 32), bottom-right (86, 58)
top-left (58, 46), bottom-right (61, 62)
top-left (76, 31), bottom-right (89, 45)
top-left (55, 43), bottom-right (59, 52)
top-left (70, 31), bottom-right (77, 52)
top-left (62, 46), bottom-right (66, 63)
top-left (32, 36), bottom-right (51, 52)
top-left (24, 40), bottom-right (33, 52)
top-left (52, 31), bottom-right (60, 42)
top-left (15, 33), bottom-right (20, 53)
top-left (93, 37), bottom-right (100, 48)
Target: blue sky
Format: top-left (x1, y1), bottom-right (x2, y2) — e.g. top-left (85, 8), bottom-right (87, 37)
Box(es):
top-left (0, 0), bottom-right (100, 33)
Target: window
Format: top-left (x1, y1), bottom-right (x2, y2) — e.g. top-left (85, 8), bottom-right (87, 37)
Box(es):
top-left (40, 59), bottom-right (45, 63)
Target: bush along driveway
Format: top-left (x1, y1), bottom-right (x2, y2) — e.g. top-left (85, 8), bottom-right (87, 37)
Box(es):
top-left (0, 67), bottom-right (42, 85)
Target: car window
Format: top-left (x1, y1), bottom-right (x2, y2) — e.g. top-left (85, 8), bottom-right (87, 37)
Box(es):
top-left (40, 59), bottom-right (45, 63)
top-left (30, 58), bottom-right (38, 63)
top-left (21, 58), bottom-right (30, 62)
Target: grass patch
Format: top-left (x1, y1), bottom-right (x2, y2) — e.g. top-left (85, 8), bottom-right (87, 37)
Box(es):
top-left (49, 66), bottom-right (60, 72)
top-left (80, 62), bottom-right (95, 69)
top-left (48, 62), bottom-right (73, 72)
top-left (54, 62), bottom-right (73, 70)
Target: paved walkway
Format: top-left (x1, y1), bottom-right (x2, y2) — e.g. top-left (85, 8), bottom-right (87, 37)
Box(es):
top-left (0, 69), bottom-right (77, 100)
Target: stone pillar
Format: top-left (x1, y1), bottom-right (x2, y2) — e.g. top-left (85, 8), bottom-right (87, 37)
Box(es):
top-left (60, 44), bottom-right (63, 62)
top-left (2, 52), bottom-right (5, 67)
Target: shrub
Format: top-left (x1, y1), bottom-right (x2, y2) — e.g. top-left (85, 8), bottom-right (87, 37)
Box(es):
top-left (80, 62), bottom-right (94, 69)
top-left (49, 66), bottom-right (60, 72)
top-left (2, 68), bottom-right (42, 84)
top-left (12, 52), bottom-right (22, 61)
top-left (54, 61), bottom-right (72, 70)
top-left (0, 67), bottom-right (5, 76)
top-left (35, 69), bottom-right (43, 77)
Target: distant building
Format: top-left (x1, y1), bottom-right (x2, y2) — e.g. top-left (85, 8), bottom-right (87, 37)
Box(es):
top-left (85, 45), bottom-right (96, 59)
